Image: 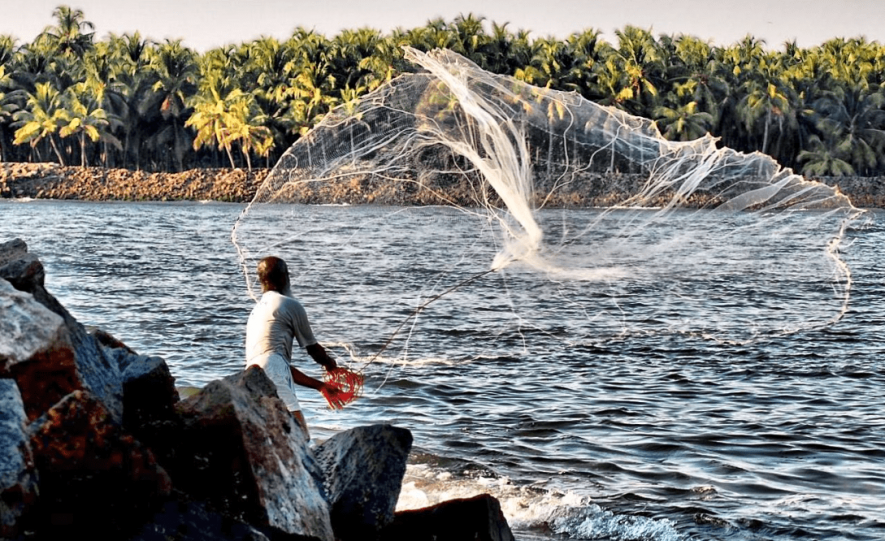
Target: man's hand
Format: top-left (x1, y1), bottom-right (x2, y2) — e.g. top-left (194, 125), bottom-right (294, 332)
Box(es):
top-left (320, 383), bottom-right (347, 409)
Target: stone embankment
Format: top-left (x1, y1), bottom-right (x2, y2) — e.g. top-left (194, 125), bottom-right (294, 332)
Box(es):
top-left (1, 162), bottom-right (884, 208)
top-left (0, 163), bottom-right (267, 202)
top-left (0, 238), bottom-right (515, 541)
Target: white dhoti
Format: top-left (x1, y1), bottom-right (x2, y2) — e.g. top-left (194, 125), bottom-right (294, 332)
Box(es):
top-left (247, 352), bottom-right (301, 411)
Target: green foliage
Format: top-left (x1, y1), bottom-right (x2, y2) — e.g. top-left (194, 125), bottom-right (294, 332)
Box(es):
top-left (0, 6), bottom-right (883, 176)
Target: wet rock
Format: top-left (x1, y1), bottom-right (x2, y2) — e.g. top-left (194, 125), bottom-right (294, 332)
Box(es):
top-left (168, 366), bottom-right (333, 541)
top-left (0, 241), bottom-right (124, 423)
top-left (314, 424), bottom-right (412, 541)
top-left (28, 389), bottom-right (172, 537)
top-left (0, 380), bottom-right (38, 539)
top-left (380, 494), bottom-right (515, 541)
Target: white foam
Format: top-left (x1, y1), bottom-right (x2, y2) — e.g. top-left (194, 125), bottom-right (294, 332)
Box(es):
top-left (397, 464), bottom-right (685, 540)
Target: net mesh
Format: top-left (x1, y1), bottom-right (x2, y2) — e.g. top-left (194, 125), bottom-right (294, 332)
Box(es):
top-left (232, 47), bottom-right (864, 357)
top-left (321, 367), bottom-right (364, 409)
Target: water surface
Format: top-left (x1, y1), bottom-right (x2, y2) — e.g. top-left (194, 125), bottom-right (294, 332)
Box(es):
top-left (2, 200), bottom-right (882, 541)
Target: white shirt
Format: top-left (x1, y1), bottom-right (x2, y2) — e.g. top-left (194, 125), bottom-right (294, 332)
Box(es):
top-left (245, 289), bottom-right (318, 363)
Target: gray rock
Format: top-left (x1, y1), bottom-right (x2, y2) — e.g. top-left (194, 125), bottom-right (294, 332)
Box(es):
top-left (0, 380), bottom-right (38, 539)
top-left (0, 238), bottom-right (28, 268)
top-left (0, 242), bottom-right (124, 422)
top-left (0, 253), bottom-right (44, 292)
top-left (380, 494), bottom-right (515, 541)
top-left (314, 424), bottom-right (413, 541)
top-left (0, 278), bottom-right (64, 372)
top-left (170, 366), bottom-right (333, 541)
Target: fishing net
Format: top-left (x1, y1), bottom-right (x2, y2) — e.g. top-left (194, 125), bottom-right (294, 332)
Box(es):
top-left (321, 367), bottom-right (364, 409)
top-left (232, 47), bottom-right (864, 360)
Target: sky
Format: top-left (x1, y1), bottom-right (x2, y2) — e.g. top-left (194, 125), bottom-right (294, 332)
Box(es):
top-left (3, 0), bottom-right (884, 52)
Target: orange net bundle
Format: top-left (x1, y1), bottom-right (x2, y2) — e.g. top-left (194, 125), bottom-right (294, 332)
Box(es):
top-left (321, 367), bottom-right (364, 409)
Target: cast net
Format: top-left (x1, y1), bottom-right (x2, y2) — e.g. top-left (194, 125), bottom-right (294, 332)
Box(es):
top-left (232, 47), bottom-right (863, 363)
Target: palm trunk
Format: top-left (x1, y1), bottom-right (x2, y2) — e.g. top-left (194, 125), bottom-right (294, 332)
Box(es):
top-left (762, 107), bottom-right (771, 156)
top-left (224, 143), bottom-right (236, 169)
top-left (241, 143), bottom-right (252, 172)
top-left (49, 135), bottom-right (65, 166)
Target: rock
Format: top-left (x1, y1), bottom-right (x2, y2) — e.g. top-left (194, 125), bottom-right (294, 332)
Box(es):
top-left (380, 494), bottom-right (515, 541)
top-left (0, 253), bottom-right (44, 292)
top-left (0, 380), bottom-right (38, 539)
top-left (0, 238), bottom-right (28, 268)
top-left (314, 424), bottom-right (412, 541)
top-left (97, 334), bottom-right (180, 440)
top-left (28, 389), bottom-right (172, 537)
top-left (168, 366), bottom-right (333, 541)
top-left (92, 328), bottom-right (137, 354)
top-left (131, 497), bottom-right (273, 541)
top-left (0, 278), bottom-right (65, 374)
top-left (0, 240), bottom-right (124, 422)
top-left (121, 355), bottom-right (180, 431)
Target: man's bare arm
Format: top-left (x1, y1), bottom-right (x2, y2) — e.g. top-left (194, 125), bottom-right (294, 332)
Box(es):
top-left (306, 343), bottom-right (337, 370)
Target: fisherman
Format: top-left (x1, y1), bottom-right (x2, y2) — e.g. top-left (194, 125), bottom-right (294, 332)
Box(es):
top-left (245, 256), bottom-right (344, 437)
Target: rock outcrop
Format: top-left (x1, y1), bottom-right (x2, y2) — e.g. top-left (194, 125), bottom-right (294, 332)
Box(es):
top-left (27, 390), bottom-right (173, 537)
top-left (0, 237), bottom-right (515, 540)
top-left (0, 239), bottom-right (124, 423)
top-left (167, 367), bottom-right (334, 541)
top-left (315, 424), bottom-right (412, 540)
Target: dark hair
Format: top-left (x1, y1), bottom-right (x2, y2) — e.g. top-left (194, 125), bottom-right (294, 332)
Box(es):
top-left (257, 256), bottom-right (289, 293)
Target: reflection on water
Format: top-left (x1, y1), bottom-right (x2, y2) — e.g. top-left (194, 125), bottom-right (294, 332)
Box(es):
top-left (2, 200), bottom-right (883, 541)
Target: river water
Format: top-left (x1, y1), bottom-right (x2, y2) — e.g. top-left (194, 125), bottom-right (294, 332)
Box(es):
top-left (2, 199), bottom-right (883, 541)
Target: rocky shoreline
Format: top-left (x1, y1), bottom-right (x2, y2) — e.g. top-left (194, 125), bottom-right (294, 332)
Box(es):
top-left (1, 162), bottom-right (884, 208)
top-left (0, 238), bottom-right (516, 540)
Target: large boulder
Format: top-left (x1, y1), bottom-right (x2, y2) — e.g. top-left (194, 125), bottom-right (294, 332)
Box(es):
top-left (0, 380), bottom-right (38, 539)
top-left (99, 336), bottom-right (180, 442)
top-left (27, 389), bottom-right (172, 537)
top-left (167, 366), bottom-right (333, 541)
top-left (0, 238), bottom-right (124, 422)
top-left (0, 277), bottom-right (64, 373)
top-left (314, 424), bottom-right (412, 541)
top-left (380, 494), bottom-right (515, 541)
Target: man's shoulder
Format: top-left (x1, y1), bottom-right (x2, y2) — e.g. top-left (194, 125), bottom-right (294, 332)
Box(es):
top-left (263, 291), bottom-right (306, 313)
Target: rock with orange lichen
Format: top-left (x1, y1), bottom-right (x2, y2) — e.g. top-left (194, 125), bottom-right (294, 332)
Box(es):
top-left (27, 390), bottom-right (172, 537)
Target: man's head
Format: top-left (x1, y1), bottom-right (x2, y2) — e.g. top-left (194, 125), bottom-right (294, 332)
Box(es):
top-left (257, 256), bottom-right (290, 293)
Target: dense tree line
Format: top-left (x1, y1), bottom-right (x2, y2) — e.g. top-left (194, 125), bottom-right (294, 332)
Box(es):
top-left (1, 6), bottom-right (884, 176)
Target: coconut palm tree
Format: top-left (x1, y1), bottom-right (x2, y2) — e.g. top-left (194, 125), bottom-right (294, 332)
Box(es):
top-left (798, 135), bottom-right (855, 176)
top-left (12, 81), bottom-right (67, 164)
top-left (139, 39), bottom-right (198, 171)
top-left (811, 84), bottom-right (885, 175)
top-left (58, 81), bottom-right (121, 166)
top-left (654, 100), bottom-right (714, 141)
top-left (42, 5), bottom-right (95, 59)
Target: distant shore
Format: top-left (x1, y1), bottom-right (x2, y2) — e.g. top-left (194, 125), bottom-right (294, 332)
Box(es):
top-left (2, 162), bottom-right (883, 208)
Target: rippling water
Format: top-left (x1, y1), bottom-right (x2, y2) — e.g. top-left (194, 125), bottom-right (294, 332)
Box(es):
top-left (2, 200), bottom-right (883, 541)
